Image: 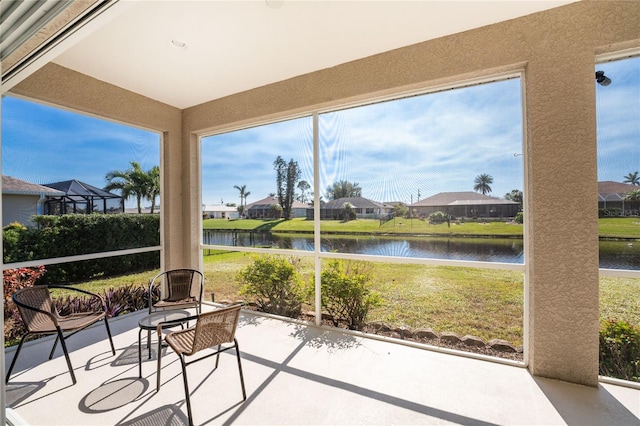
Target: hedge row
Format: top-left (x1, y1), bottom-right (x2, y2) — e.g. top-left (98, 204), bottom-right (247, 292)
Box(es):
top-left (3, 214), bottom-right (160, 284)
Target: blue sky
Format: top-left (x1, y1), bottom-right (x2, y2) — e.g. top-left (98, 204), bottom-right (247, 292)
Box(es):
top-left (1, 97), bottom-right (160, 208)
top-left (2, 57), bottom-right (638, 209)
top-left (597, 57), bottom-right (640, 181)
top-left (203, 77), bottom-right (525, 206)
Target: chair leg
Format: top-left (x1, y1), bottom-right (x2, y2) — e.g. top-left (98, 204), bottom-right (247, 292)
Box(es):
top-left (234, 339), bottom-right (247, 400)
top-left (103, 317), bottom-right (116, 356)
top-left (6, 334), bottom-right (29, 384)
top-left (49, 335), bottom-right (60, 360)
top-left (57, 327), bottom-right (77, 385)
top-left (156, 334), bottom-right (163, 392)
top-left (215, 344), bottom-right (221, 369)
top-left (179, 355), bottom-right (194, 426)
top-left (138, 327), bottom-right (143, 379)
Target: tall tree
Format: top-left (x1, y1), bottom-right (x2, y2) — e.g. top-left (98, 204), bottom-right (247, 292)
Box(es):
top-left (105, 161), bottom-right (155, 213)
top-left (273, 156), bottom-right (301, 220)
top-left (233, 184), bottom-right (251, 217)
top-left (326, 180), bottom-right (362, 200)
top-left (504, 189), bottom-right (523, 210)
top-left (392, 203), bottom-right (408, 218)
top-left (297, 180), bottom-right (311, 204)
top-left (473, 174), bottom-right (493, 195)
top-left (623, 171), bottom-right (640, 186)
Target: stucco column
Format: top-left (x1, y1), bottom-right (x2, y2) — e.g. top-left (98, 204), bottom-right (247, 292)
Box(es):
top-left (525, 39), bottom-right (600, 385)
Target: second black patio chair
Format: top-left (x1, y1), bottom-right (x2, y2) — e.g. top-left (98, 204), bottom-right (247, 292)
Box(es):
top-left (163, 304), bottom-right (246, 426)
top-left (5, 285), bottom-right (115, 385)
top-left (148, 268), bottom-right (204, 315)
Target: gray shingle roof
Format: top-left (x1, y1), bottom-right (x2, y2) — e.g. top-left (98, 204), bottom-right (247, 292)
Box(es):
top-left (247, 196), bottom-right (309, 210)
top-left (598, 181), bottom-right (638, 195)
top-left (411, 191), bottom-right (517, 207)
top-left (323, 197), bottom-right (382, 209)
top-left (2, 175), bottom-right (64, 196)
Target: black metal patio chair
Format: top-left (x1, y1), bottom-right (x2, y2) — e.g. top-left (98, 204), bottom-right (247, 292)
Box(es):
top-left (148, 269), bottom-right (204, 315)
top-left (5, 285), bottom-right (115, 385)
top-left (163, 304), bottom-right (246, 426)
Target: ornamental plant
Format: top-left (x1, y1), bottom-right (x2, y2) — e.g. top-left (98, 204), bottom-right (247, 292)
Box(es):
top-left (599, 318), bottom-right (640, 382)
top-left (237, 255), bottom-right (304, 317)
top-left (428, 211), bottom-right (447, 224)
top-left (316, 259), bottom-right (382, 330)
top-left (3, 266), bottom-right (46, 344)
top-left (3, 266), bottom-right (46, 316)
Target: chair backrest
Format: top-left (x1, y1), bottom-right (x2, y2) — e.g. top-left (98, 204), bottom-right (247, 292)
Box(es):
top-left (152, 269), bottom-right (203, 302)
top-left (190, 304), bottom-right (241, 355)
top-left (12, 286), bottom-right (57, 332)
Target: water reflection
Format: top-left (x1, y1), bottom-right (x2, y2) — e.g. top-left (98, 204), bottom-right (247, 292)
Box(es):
top-left (202, 230), bottom-right (639, 269)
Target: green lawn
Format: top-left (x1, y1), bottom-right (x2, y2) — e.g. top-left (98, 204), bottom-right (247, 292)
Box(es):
top-left (39, 250), bottom-right (640, 351)
top-left (598, 217), bottom-right (640, 238)
top-left (50, 216), bottom-right (640, 350)
top-left (204, 217), bottom-right (640, 239)
top-left (199, 252), bottom-right (640, 348)
top-left (206, 217), bottom-right (524, 236)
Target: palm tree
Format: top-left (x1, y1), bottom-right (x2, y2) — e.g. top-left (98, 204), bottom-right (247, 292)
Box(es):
top-left (233, 184), bottom-right (251, 217)
top-left (623, 171), bottom-right (640, 186)
top-left (473, 174), bottom-right (493, 195)
top-left (105, 161), bottom-right (148, 213)
top-left (144, 165), bottom-right (160, 213)
top-left (624, 189), bottom-right (640, 212)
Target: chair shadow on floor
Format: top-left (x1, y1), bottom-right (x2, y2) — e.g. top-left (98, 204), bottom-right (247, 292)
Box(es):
top-left (80, 377), bottom-right (150, 413)
top-left (116, 404), bottom-right (189, 426)
top-left (5, 381), bottom-right (46, 406)
top-left (111, 342), bottom-right (157, 367)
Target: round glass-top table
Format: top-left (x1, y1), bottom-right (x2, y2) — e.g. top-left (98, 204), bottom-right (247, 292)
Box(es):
top-left (138, 309), bottom-right (193, 389)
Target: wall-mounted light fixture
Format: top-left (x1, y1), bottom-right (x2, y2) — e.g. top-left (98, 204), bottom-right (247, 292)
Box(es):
top-left (595, 70), bottom-right (611, 86)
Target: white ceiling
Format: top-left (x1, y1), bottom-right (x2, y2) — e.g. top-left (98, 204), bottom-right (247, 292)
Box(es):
top-left (51, 1), bottom-right (574, 109)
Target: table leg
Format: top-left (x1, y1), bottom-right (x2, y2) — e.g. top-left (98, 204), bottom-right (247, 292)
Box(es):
top-left (138, 327), bottom-right (143, 378)
top-left (156, 333), bottom-right (162, 392)
top-left (147, 329), bottom-right (152, 359)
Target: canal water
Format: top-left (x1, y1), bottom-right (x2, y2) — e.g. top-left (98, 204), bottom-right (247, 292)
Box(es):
top-left (202, 230), bottom-right (640, 270)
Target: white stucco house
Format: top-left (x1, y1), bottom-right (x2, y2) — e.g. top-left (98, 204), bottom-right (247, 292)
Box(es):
top-left (203, 204), bottom-right (240, 219)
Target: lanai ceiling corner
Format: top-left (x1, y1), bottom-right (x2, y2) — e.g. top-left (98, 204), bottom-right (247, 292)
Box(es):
top-left (2, 0), bottom-right (576, 109)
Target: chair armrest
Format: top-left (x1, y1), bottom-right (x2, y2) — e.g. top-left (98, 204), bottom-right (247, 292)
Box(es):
top-left (156, 314), bottom-right (199, 337)
top-left (47, 285), bottom-right (107, 314)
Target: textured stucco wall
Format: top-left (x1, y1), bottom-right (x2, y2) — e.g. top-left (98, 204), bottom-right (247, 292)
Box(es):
top-left (9, 63), bottom-right (186, 269)
top-left (183, 1), bottom-right (640, 386)
top-left (2, 194), bottom-right (39, 227)
top-left (7, 1), bottom-right (640, 385)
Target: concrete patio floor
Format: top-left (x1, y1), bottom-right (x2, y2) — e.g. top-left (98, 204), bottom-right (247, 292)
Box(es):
top-left (5, 305), bottom-right (640, 426)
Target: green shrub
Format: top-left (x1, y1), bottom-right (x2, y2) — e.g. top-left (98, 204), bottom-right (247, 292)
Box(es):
top-left (428, 211), bottom-right (447, 224)
top-left (343, 203), bottom-right (356, 221)
top-left (3, 214), bottom-right (160, 283)
top-left (599, 318), bottom-right (640, 382)
top-left (599, 208), bottom-right (622, 218)
top-left (514, 212), bottom-right (524, 224)
top-left (316, 259), bottom-right (382, 330)
top-left (237, 255), bottom-right (304, 317)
